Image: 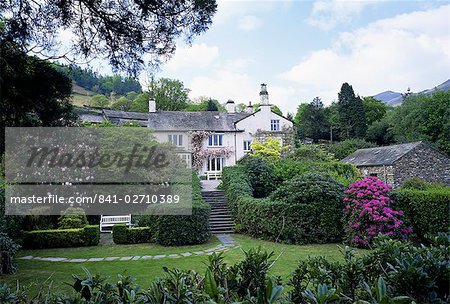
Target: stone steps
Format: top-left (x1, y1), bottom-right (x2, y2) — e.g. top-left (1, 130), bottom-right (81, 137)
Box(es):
top-left (202, 191), bottom-right (234, 234)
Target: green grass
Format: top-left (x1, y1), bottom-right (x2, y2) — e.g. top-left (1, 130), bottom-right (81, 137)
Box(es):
top-left (1, 234), bottom-right (366, 296)
top-left (17, 237), bottom-right (221, 259)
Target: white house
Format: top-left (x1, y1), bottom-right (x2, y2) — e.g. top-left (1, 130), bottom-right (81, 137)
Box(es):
top-left (81, 84), bottom-right (294, 178)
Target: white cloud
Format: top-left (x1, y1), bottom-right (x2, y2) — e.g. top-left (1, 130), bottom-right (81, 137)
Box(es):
top-left (308, 0), bottom-right (383, 30)
top-left (189, 58), bottom-right (255, 104)
top-left (238, 15), bottom-right (263, 31)
top-left (188, 58), bottom-right (298, 114)
top-left (282, 4), bottom-right (450, 104)
top-left (165, 43), bottom-right (219, 71)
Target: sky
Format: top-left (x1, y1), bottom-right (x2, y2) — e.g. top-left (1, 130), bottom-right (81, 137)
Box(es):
top-left (71, 0), bottom-right (450, 115)
top-left (151, 0), bottom-right (450, 114)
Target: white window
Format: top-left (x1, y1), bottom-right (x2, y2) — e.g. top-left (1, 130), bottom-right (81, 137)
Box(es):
top-left (243, 140), bottom-right (252, 152)
top-left (207, 157), bottom-right (224, 172)
top-left (271, 119), bottom-right (280, 131)
top-left (208, 134), bottom-right (223, 146)
top-left (168, 134), bottom-right (183, 146)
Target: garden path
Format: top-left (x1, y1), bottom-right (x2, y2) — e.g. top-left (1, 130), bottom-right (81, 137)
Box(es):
top-left (18, 234), bottom-right (237, 263)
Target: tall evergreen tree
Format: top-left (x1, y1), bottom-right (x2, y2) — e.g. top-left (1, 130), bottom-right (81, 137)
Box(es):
top-left (297, 97), bottom-right (327, 143)
top-left (337, 83), bottom-right (367, 139)
top-left (207, 99), bottom-right (219, 111)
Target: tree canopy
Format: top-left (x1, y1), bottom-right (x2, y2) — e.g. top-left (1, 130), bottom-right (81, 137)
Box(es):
top-left (0, 41), bottom-right (76, 153)
top-left (1, 0), bottom-right (217, 75)
top-left (337, 83), bottom-right (367, 139)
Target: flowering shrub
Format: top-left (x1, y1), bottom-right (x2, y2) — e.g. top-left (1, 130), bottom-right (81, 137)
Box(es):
top-left (190, 131), bottom-right (234, 171)
top-left (343, 176), bottom-right (412, 247)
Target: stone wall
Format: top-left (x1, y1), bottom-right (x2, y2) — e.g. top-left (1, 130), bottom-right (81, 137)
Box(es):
top-left (393, 144), bottom-right (450, 187)
top-left (359, 165), bottom-right (395, 185)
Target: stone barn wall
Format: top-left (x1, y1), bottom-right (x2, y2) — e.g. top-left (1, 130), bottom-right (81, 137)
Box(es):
top-left (359, 165), bottom-right (395, 185)
top-left (393, 144), bottom-right (450, 187)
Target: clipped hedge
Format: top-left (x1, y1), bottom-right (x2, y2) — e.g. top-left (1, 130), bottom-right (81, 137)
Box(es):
top-left (23, 225), bottom-right (100, 249)
top-left (112, 224), bottom-right (151, 244)
top-left (222, 166), bottom-right (343, 244)
top-left (391, 188), bottom-right (450, 241)
top-left (154, 171), bottom-right (211, 246)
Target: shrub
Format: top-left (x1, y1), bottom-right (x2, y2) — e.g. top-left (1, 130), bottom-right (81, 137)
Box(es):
top-left (0, 233), bottom-right (21, 275)
top-left (289, 235), bottom-right (450, 303)
top-left (271, 160), bottom-right (358, 188)
top-left (287, 145), bottom-right (336, 162)
top-left (391, 187), bottom-right (450, 242)
top-left (153, 171), bottom-right (211, 246)
top-left (325, 139), bottom-right (377, 160)
top-left (400, 177), bottom-right (445, 190)
top-left (155, 202), bottom-right (210, 246)
top-left (22, 225), bottom-right (100, 249)
top-left (241, 156), bottom-right (275, 198)
top-left (58, 207), bottom-right (88, 229)
top-left (112, 224), bottom-right (151, 244)
top-left (223, 168), bottom-right (343, 244)
top-left (343, 177), bottom-right (412, 247)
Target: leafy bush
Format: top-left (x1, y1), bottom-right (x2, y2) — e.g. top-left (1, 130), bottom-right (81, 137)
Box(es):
top-left (22, 225), bottom-right (100, 249)
top-left (287, 145), bottom-right (336, 162)
top-left (57, 207), bottom-right (88, 229)
top-left (153, 172), bottom-right (211, 246)
top-left (155, 203), bottom-right (210, 246)
top-left (0, 233), bottom-right (21, 275)
top-left (113, 224), bottom-right (151, 244)
top-left (391, 187), bottom-right (450, 242)
top-left (240, 156), bottom-right (275, 198)
top-left (343, 177), bottom-right (412, 247)
top-left (3, 236), bottom-right (448, 303)
top-left (250, 137), bottom-right (289, 162)
top-left (271, 160), bottom-right (358, 188)
top-left (400, 177), bottom-right (445, 190)
top-left (325, 139), bottom-right (377, 160)
top-left (289, 235), bottom-right (450, 303)
top-left (223, 168), bottom-right (343, 244)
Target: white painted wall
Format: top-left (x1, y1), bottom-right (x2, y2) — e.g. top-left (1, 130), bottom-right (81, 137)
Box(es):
top-left (148, 106), bottom-right (293, 174)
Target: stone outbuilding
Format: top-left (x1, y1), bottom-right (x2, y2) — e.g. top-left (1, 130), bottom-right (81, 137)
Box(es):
top-left (341, 142), bottom-right (450, 187)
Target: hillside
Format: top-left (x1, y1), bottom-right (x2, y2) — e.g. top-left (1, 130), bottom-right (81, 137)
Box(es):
top-left (372, 78), bottom-right (450, 106)
top-left (71, 82), bottom-right (95, 107)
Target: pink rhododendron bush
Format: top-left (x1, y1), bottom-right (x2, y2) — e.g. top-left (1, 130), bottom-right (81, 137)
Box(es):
top-left (343, 176), bottom-right (412, 247)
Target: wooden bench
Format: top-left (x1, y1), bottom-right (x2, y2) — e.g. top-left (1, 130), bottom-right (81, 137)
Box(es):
top-left (100, 214), bottom-right (132, 233)
top-left (206, 171), bottom-right (222, 180)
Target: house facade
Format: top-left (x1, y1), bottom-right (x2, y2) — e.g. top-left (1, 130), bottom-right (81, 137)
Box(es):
top-left (342, 142), bottom-right (450, 187)
top-left (81, 84), bottom-right (294, 177)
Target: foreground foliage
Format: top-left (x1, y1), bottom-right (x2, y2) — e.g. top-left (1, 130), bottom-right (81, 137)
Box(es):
top-left (2, 235), bottom-right (449, 303)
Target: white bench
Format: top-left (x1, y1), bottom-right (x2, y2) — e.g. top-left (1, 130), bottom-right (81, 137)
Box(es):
top-left (100, 215), bottom-right (132, 233)
top-left (206, 171), bottom-right (222, 180)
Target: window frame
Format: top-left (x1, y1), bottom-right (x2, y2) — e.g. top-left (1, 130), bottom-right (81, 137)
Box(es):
top-left (270, 119), bottom-right (280, 131)
top-left (208, 133), bottom-right (224, 147)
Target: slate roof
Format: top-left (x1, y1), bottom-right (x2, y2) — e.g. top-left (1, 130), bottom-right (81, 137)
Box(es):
top-left (102, 109), bottom-right (251, 131)
top-left (341, 142), bottom-right (423, 166)
top-left (79, 114), bottom-right (105, 123)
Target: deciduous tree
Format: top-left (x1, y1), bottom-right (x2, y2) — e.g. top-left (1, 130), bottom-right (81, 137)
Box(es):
top-left (1, 0), bottom-right (217, 75)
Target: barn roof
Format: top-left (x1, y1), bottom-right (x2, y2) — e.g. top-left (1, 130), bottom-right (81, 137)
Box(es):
top-left (341, 142), bottom-right (423, 166)
top-left (102, 109), bottom-right (250, 131)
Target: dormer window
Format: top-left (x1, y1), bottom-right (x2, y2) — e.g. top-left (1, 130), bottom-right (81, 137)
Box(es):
top-left (208, 134), bottom-right (223, 146)
top-left (271, 119), bottom-right (280, 131)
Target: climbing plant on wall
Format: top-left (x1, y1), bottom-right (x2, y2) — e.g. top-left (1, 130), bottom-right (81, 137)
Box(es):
top-left (190, 131), bottom-right (234, 171)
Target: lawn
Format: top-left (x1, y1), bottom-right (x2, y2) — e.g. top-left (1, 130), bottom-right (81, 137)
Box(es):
top-left (1, 234), bottom-right (365, 296)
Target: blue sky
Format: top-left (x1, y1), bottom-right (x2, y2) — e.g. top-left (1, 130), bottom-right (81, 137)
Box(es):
top-left (147, 0), bottom-right (449, 114)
